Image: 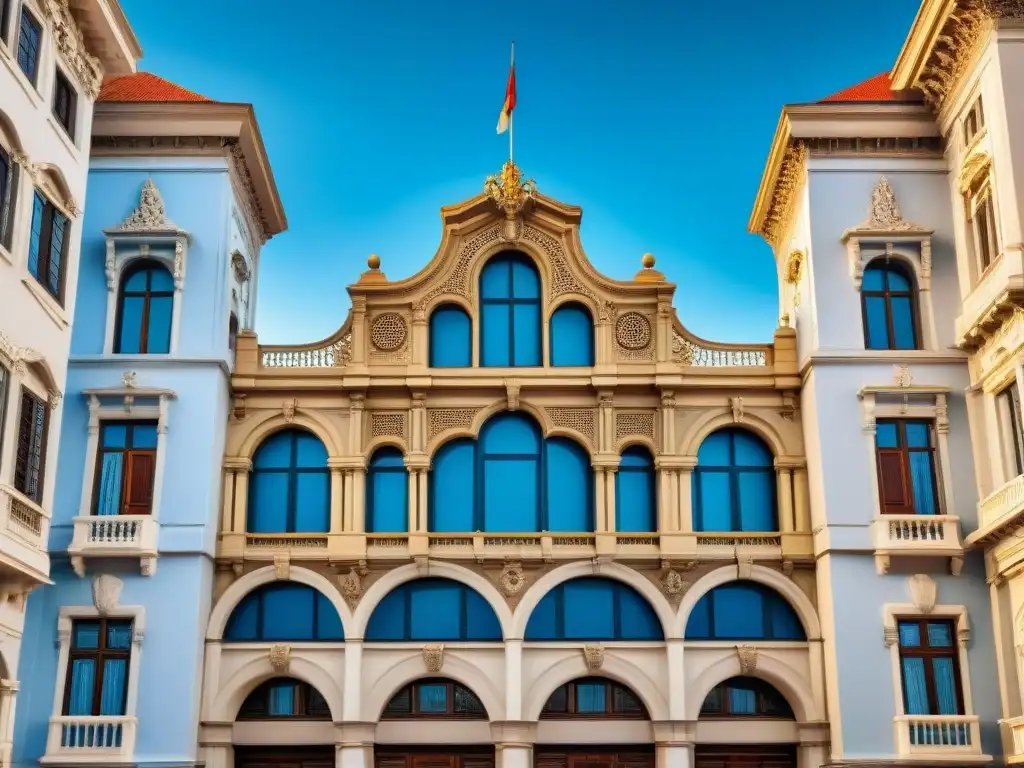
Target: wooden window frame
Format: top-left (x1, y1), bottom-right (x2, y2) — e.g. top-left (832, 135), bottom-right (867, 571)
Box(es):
top-left (28, 190), bottom-right (69, 304)
top-left (16, 6), bottom-right (41, 84)
top-left (52, 68), bottom-right (77, 140)
top-left (381, 678), bottom-right (487, 720)
top-left (13, 386), bottom-right (48, 504)
top-left (238, 678), bottom-right (331, 720)
top-left (997, 382), bottom-right (1024, 480)
top-left (874, 419), bottom-right (940, 516)
top-left (966, 176), bottom-right (999, 276)
top-left (61, 618), bottom-right (133, 717)
top-left (963, 96), bottom-right (985, 146)
top-left (479, 253), bottom-right (541, 367)
top-left (92, 421), bottom-right (157, 516)
top-left (0, 143), bottom-right (17, 251)
top-left (540, 678), bottom-right (648, 720)
top-left (698, 676), bottom-right (794, 719)
top-left (860, 261), bottom-right (921, 351)
top-left (896, 617), bottom-right (965, 716)
top-left (113, 262), bottom-right (175, 354)
top-left (0, 364), bottom-right (9, 476)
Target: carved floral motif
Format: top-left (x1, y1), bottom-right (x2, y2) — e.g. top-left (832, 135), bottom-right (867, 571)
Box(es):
top-left (583, 644), bottom-right (605, 670)
top-left (269, 644), bottom-right (291, 673)
top-left (42, 0), bottom-right (103, 98)
top-left (498, 562), bottom-right (526, 596)
top-left (117, 179), bottom-right (180, 232)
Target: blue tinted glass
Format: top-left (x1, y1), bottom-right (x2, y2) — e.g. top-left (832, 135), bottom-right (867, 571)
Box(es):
top-left (512, 303), bottom-right (541, 366)
top-left (575, 683), bottom-right (606, 713)
top-left (481, 303), bottom-right (510, 366)
top-left (107, 621), bottom-right (132, 650)
top-left (891, 297), bottom-right (916, 349)
top-left (901, 657), bottom-right (929, 714)
top-left (547, 438), bottom-right (592, 532)
top-left (429, 305), bottom-right (472, 367)
top-left (905, 423), bottom-right (930, 448)
top-left (712, 585), bottom-right (766, 639)
top-left (296, 433), bottom-right (328, 466)
top-left (549, 304), bottom-right (594, 366)
top-left (618, 586), bottom-right (662, 640)
top-left (315, 593), bottom-right (344, 640)
top-left (862, 266), bottom-right (886, 291)
top-left (254, 432), bottom-right (295, 470)
top-left (268, 682), bottom-right (296, 715)
top-left (146, 296), bottom-right (173, 354)
top-left (733, 431), bottom-right (772, 466)
top-left (729, 687), bottom-right (757, 715)
top-left (295, 473), bottom-right (330, 532)
top-left (465, 588), bottom-right (502, 640)
top-left (932, 658), bottom-right (958, 715)
top-left (261, 584), bottom-right (315, 641)
top-left (224, 594), bottom-right (259, 640)
top-left (524, 588), bottom-right (559, 640)
top-left (95, 454), bottom-right (123, 516)
top-left (737, 472), bottom-right (776, 531)
top-left (483, 413), bottom-right (540, 455)
top-left (410, 581), bottom-right (461, 641)
top-left (99, 659), bottom-right (127, 716)
top-left (685, 594), bottom-right (712, 639)
top-left (886, 266), bottom-right (912, 291)
top-left (876, 422), bottom-right (898, 448)
top-left (418, 684), bottom-right (448, 712)
top-left (695, 471), bottom-right (732, 531)
top-left (370, 447), bottom-right (405, 469)
top-left (149, 267), bottom-right (174, 291)
top-left (118, 296), bottom-right (144, 353)
top-left (928, 622), bottom-right (953, 647)
top-left (617, 469), bottom-right (655, 532)
top-left (430, 440), bottom-right (475, 532)
top-left (768, 597), bottom-right (804, 640)
top-left (250, 472), bottom-right (289, 532)
top-left (27, 194), bottom-right (43, 278)
top-left (73, 621), bottom-right (101, 650)
top-left (898, 622), bottom-right (921, 647)
top-left (620, 446), bottom-right (653, 469)
top-left (697, 431), bottom-right (731, 466)
top-left (909, 452), bottom-right (937, 515)
top-left (102, 424), bottom-right (128, 449)
top-left (480, 259), bottom-right (511, 299)
top-left (66, 659), bottom-right (95, 716)
top-left (686, 582), bottom-right (804, 641)
top-left (864, 297), bottom-right (890, 349)
top-left (483, 458), bottom-right (538, 531)
top-left (124, 268), bottom-right (148, 292)
top-left (563, 579), bottom-right (615, 639)
top-left (368, 465), bottom-right (408, 533)
top-left (131, 424), bottom-right (158, 450)
top-left (365, 588), bottom-right (406, 640)
top-left (511, 258), bottom-right (540, 298)
top-left (367, 579), bottom-right (500, 641)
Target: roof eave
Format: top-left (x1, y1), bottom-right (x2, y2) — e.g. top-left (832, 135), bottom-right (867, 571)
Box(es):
top-left (890, 0), bottom-right (960, 90)
top-left (73, 0), bottom-right (142, 75)
top-left (747, 109), bottom-right (792, 237)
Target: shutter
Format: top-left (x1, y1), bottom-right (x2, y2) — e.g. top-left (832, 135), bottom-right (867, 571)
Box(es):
top-left (412, 757), bottom-right (456, 768)
top-left (13, 391), bottom-right (45, 502)
top-left (460, 756), bottom-right (495, 768)
top-left (876, 448), bottom-right (913, 514)
top-left (13, 392), bottom-right (34, 494)
top-left (375, 756), bottom-right (408, 768)
top-left (123, 451), bottom-right (155, 514)
top-left (535, 752), bottom-right (569, 768)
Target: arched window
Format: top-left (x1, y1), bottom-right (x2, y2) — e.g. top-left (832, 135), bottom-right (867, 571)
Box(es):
top-left (248, 430), bottom-right (329, 533)
top-left (480, 252), bottom-right (541, 367)
top-left (114, 261), bottom-right (174, 354)
top-left (862, 260), bottom-right (919, 350)
top-left (239, 678), bottom-right (331, 719)
top-left (526, 577), bottom-right (662, 641)
top-left (382, 678), bottom-right (486, 719)
top-left (685, 581), bottom-right (804, 641)
top-left (616, 446), bottom-right (656, 532)
top-left (224, 583), bottom-right (344, 641)
top-left (541, 678), bottom-right (647, 719)
top-left (367, 447), bottom-right (407, 533)
top-left (429, 304), bottom-right (471, 367)
top-left (693, 428), bottom-right (776, 532)
top-left (699, 677), bottom-right (793, 719)
top-left (365, 578), bottom-right (502, 641)
top-left (549, 302), bottom-right (594, 366)
top-left (429, 412), bottom-right (593, 532)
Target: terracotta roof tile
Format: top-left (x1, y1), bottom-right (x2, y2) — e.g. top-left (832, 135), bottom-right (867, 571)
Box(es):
top-left (818, 72), bottom-right (920, 103)
top-left (99, 72), bottom-right (213, 103)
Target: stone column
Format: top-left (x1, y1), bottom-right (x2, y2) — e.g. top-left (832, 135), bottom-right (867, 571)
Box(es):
top-left (329, 462), bottom-right (344, 532)
top-left (492, 722), bottom-right (536, 768)
top-left (335, 723), bottom-right (375, 768)
top-left (0, 680), bottom-right (17, 768)
top-left (793, 467), bottom-right (810, 533)
top-left (777, 466), bottom-right (794, 533)
top-left (504, 640), bottom-right (523, 720)
top-left (653, 721), bottom-right (694, 768)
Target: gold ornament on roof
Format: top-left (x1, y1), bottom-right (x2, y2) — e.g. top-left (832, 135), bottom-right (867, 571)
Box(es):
top-left (485, 161), bottom-right (536, 218)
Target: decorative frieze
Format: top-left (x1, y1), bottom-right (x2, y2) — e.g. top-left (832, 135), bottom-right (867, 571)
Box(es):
top-left (545, 407), bottom-right (596, 446)
top-left (759, 142), bottom-right (807, 249)
top-left (42, 0), bottom-right (103, 98)
top-left (370, 412), bottom-right (406, 441)
top-left (615, 411), bottom-right (656, 443)
top-left (428, 408), bottom-right (481, 440)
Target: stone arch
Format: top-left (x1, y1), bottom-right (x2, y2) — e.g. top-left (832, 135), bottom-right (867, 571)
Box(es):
top-left (424, 294), bottom-right (473, 317)
top-left (548, 293), bottom-right (598, 318)
top-left (680, 410), bottom-right (789, 459)
top-left (206, 565), bottom-right (353, 641)
top-left (864, 251), bottom-right (923, 291)
top-left (471, 399), bottom-right (552, 438)
top-left (351, 561), bottom-right (513, 640)
top-left (523, 654), bottom-right (668, 721)
top-left (614, 436), bottom-right (658, 456)
top-left (232, 410), bottom-right (343, 459)
top-left (469, 241), bottom-right (552, 307)
top-left (0, 108), bottom-right (24, 153)
top-left (686, 652), bottom-right (816, 722)
top-left (364, 655), bottom-right (504, 722)
top-left (675, 564), bottom-right (821, 640)
top-left (511, 560), bottom-right (674, 640)
top-left (366, 437), bottom-right (408, 458)
top-left (210, 654), bottom-right (343, 722)
top-left (32, 163), bottom-right (77, 215)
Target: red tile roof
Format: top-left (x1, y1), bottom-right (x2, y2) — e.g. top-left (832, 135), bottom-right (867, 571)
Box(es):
top-left (98, 72), bottom-right (214, 103)
top-left (818, 72), bottom-right (916, 103)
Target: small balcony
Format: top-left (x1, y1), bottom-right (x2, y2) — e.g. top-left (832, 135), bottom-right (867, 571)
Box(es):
top-left (1004, 715), bottom-right (1024, 763)
top-left (0, 484), bottom-right (50, 584)
top-left (893, 715), bottom-right (988, 762)
top-left (871, 514), bottom-right (964, 575)
top-left (42, 716), bottom-right (136, 765)
top-left (956, 249), bottom-right (1024, 346)
top-left (68, 516), bottom-right (159, 577)
top-left (970, 474), bottom-right (1024, 549)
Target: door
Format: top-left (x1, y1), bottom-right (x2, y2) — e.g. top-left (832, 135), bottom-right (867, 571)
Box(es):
top-left (694, 745), bottom-right (796, 768)
top-left (536, 748), bottom-right (654, 768)
top-left (375, 747), bottom-right (495, 768)
top-left (235, 746), bottom-right (335, 768)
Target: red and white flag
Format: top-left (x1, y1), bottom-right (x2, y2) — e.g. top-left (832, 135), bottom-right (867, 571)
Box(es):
top-left (496, 49), bottom-right (516, 134)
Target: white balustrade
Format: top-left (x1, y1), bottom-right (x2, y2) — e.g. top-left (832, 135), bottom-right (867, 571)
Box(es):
top-left (44, 715), bottom-right (136, 763)
top-left (893, 715), bottom-right (983, 758)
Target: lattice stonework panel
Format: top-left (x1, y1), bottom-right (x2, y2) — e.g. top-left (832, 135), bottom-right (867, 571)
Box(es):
top-left (546, 407), bottom-right (596, 446)
top-left (370, 412), bottom-right (406, 440)
top-left (615, 311), bottom-right (655, 361)
top-left (616, 411), bottom-right (656, 443)
top-left (428, 408), bottom-right (482, 440)
top-left (368, 312), bottom-right (410, 362)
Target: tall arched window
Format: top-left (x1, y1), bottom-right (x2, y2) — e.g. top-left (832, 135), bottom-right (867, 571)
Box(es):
top-left (693, 428), bottom-right (776, 532)
top-left (549, 302), bottom-right (594, 366)
top-left (365, 578), bottom-right (502, 641)
top-left (429, 304), bottom-right (471, 367)
top-left (541, 678), bottom-right (647, 718)
top-left (114, 261), bottom-right (174, 354)
top-left (700, 677), bottom-right (793, 719)
top-left (249, 430), bottom-right (329, 533)
top-left (239, 678), bottom-right (331, 719)
top-left (525, 577), bottom-right (662, 640)
top-left (616, 446), bottom-right (656, 532)
top-left (382, 679), bottom-right (487, 719)
top-left (862, 260), bottom-right (919, 350)
top-left (685, 581), bottom-right (804, 641)
top-left (480, 252), bottom-right (541, 367)
top-left (429, 412), bottom-right (593, 532)
top-left (224, 583), bottom-right (344, 641)
top-left (367, 447), bottom-right (407, 533)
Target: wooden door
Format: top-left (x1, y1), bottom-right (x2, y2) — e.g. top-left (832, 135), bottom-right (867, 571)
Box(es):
top-left (375, 749), bottom-right (495, 768)
top-left (235, 747), bottom-right (335, 768)
top-left (693, 745), bottom-right (795, 768)
top-left (536, 748), bottom-right (654, 768)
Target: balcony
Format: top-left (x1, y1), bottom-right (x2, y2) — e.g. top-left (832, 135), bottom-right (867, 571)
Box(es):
top-left (68, 516), bottom-right (159, 577)
top-left (1004, 715), bottom-right (1024, 763)
top-left (956, 250), bottom-right (1024, 347)
top-left (871, 514), bottom-right (964, 575)
top-left (970, 474), bottom-right (1024, 549)
top-left (892, 715), bottom-right (988, 762)
top-left (0, 484), bottom-right (50, 584)
top-left (42, 716), bottom-right (136, 765)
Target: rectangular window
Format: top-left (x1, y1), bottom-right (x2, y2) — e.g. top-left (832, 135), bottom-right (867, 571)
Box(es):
top-left (0, 144), bottom-right (18, 250)
top-left (0, 365), bottom-right (9, 477)
top-left (897, 619), bottom-right (963, 715)
top-left (13, 388), bottom-right (47, 504)
top-left (94, 422), bottom-right (158, 516)
top-left (967, 178), bottom-right (998, 274)
top-left (998, 383), bottom-right (1024, 479)
top-left (0, 0), bottom-right (11, 44)
top-left (964, 96), bottom-right (985, 145)
top-left (52, 69), bottom-right (77, 139)
top-left (28, 191), bottom-right (68, 303)
top-left (63, 618), bottom-right (133, 716)
top-left (16, 7), bottom-right (41, 84)
top-left (875, 420), bottom-right (940, 516)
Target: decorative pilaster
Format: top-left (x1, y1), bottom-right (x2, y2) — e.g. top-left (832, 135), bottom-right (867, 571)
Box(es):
top-left (350, 296), bottom-right (367, 366)
top-left (777, 467), bottom-right (794, 533)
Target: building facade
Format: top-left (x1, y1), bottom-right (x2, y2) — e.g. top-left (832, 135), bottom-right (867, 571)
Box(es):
top-left (11, 73), bottom-right (285, 768)
top-left (0, 0), bottom-right (137, 762)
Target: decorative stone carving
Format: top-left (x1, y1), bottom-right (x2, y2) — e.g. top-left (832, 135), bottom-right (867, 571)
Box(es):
top-left (866, 177), bottom-right (920, 231)
top-left (914, 3), bottom-right (991, 108)
top-left (736, 644), bottom-right (758, 675)
top-left (908, 573), bottom-right (937, 614)
top-left (231, 250), bottom-right (251, 283)
top-left (485, 161), bottom-right (536, 219)
top-left (269, 644), bottom-right (291, 673)
top-left (332, 332), bottom-right (353, 367)
top-left (660, 569), bottom-right (690, 609)
top-left (883, 626), bottom-right (899, 647)
top-left (370, 313), bottom-right (408, 351)
top-left (615, 312), bottom-right (652, 350)
top-left (545, 408), bottom-right (596, 447)
top-left (958, 627), bottom-right (971, 648)
top-left (117, 179), bottom-right (180, 232)
top-left (499, 562), bottom-right (526, 596)
top-left (273, 554), bottom-right (290, 580)
top-left (92, 575), bottom-right (123, 614)
top-left (225, 141), bottom-right (270, 248)
top-left (893, 364), bottom-right (913, 388)
top-left (282, 399), bottom-right (297, 424)
top-left (338, 567), bottom-right (363, 608)
top-left (42, 0), bottom-right (103, 98)
top-left (370, 412), bottom-right (406, 441)
top-left (122, 371), bottom-right (138, 389)
top-left (423, 644), bottom-right (445, 673)
top-left (582, 644), bottom-right (605, 670)
top-left (730, 397), bottom-right (744, 423)
top-left (428, 408), bottom-right (482, 440)
top-left (504, 379), bottom-right (521, 411)
top-left (759, 142), bottom-right (808, 248)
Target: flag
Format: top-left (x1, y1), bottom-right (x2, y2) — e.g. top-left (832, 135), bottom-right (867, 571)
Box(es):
top-left (497, 61), bottom-right (516, 134)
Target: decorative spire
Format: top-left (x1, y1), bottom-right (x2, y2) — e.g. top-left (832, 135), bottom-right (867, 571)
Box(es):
top-left (117, 179), bottom-right (180, 232)
top-left (357, 253), bottom-right (387, 284)
top-left (634, 252), bottom-right (665, 283)
top-left (484, 161), bottom-right (536, 219)
top-left (861, 176), bottom-right (922, 231)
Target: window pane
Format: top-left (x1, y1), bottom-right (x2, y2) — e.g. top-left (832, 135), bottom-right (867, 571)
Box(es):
top-left (102, 424), bottom-right (127, 449)
top-left (315, 593), bottom-right (344, 640)
top-left (95, 454), bottom-right (124, 516)
top-left (864, 297), bottom-right (890, 349)
top-left (250, 472), bottom-right (289, 533)
top-left (295, 433), bottom-right (328, 466)
top-left (909, 452), bottom-right (937, 515)
top-left (575, 683), bottom-right (607, 713)
top-left (733, 431), bottom-right (772, 466)
top-left (66, 659), bottom-right (95, 716)
top-left (876, 422), bottom-right (898, 448)
top-left (616, 470), bottom-right (655, 532)
top-left (898, 622), bottom-right (921, 647)
top-left (618, 586), bottom-right (662, 640)
top-left (225, 595), bottom-right (259, 640)
top-left (454, 686), bottom-right (484, 714)
top-left (73, 622), bottom-right (101, 650)
top-left (464, 589), bottom-right (502, 640)
top-left (544, 686), bottom-right (568, 712)
top-left (905, 423), bottom-right (930, 448)
top-left (429, 306), bottom-right (471, 367)
top-left (261, 585), bottom-right (315, 641)
top-left (268, 682), bottom-right (295, 716)
top-left (294, 472), bottom-right (329, 532)
top-left (124, 269), bottom-right (148, 292)
top-left (928, 623), bottom-right (953, 647)
top-left (146, 296), bottom-right (173, 353)
top-left (27, 194), bottom-right (43, 279)
top-left (547, 438), bottom-right (592, 532)
top-left (512, 303), bottom-right (541, 366)
top-left (768, 599), bottom-right (804, 640)
top-left (728, 686), bottom-right (757, 715)
top-left (890, 297), bottom-right (916, 349)
top-left (99, 659), bottom-right (127, 716)
top-left (712, 586), bottom-right (765, 639)
top-left (511, 259), bottom-right (540, 298)
top-left (369, 470), bottom-right (407, 533)
top-left (417, 684), bottom-right (448, 713)
top-left (480, 261), bottom-right (510, 299)
top-left (106, 621), bottom-right (132, 650)
top-left (253, 433), bottom-right (293, 469)
top-left (481, 303), bottom-right (510, 366)
top-left (932, 658), bottom-right (959, 715)
top-left (483, 458), bottom-right (538, 532)
top-left (901, 657), bottom-right (930, 714)
top-left (483, 414), bottom-right (539, 454)
top-left (698, 431), bottom-right (732, 466)
top-left (365, 589), bottom-right (405, 640)
top-left (131, 424), bottom-right (158, 450)
top-left (737, 471), bottom-right (775, 531)
top-left (562, 580), bottom-right (615, 639)
top-left (886, 267), bottom-right (911, 292)
top-left (118, 296), bottom-right (145, 354)
top-left (550, 305), bottom-right (593, 366)
top-left (696, 471), bottom-right (732, 531)
top-left (430, 441), bottom-right (475, 532)
top-left (149, 267), bottom-right (174, 291)
top-left (862, 268), bottom-right (885, 291)
top-left (410, 583), bottom-right (461, 640)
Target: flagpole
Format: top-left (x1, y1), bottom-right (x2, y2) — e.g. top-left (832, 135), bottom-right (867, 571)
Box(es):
top-left (509, 40), bottom-right (515, 164)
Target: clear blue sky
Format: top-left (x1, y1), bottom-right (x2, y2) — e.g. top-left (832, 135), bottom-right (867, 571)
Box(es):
top-left (121, 0), bottom-right (920, 345)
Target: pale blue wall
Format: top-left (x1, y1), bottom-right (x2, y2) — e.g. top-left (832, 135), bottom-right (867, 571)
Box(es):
top-left (13, 157), bottom-right (244, 768)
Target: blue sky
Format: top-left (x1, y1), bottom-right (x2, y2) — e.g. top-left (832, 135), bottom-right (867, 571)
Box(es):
top-left (121, 0), bottom-right (920, 345)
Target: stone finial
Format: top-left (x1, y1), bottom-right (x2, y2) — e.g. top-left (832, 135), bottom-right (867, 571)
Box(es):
top-left (358, 254), bottom-right (387, 284)
top-left (634, 252), bottom-right (665, 283)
